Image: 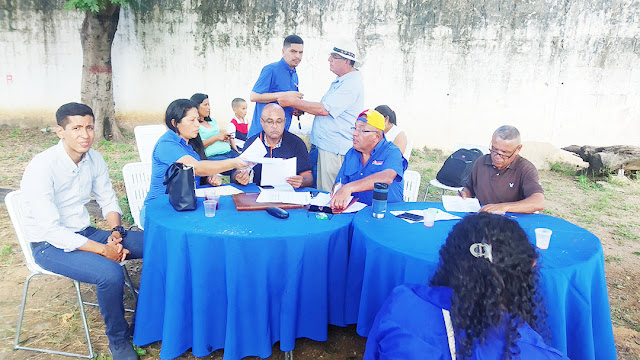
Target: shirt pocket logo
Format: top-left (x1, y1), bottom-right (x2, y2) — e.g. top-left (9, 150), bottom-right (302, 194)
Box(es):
top-left (372, 160), bottom-right (383, 165)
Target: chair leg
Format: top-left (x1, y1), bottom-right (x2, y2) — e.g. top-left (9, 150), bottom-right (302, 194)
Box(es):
top-left (285, 350), bottom-right (293, 360)
top-left (14, 273), bottom-right (94, 358)
top-left (423, 184), bottom-right (431, 202)
top-left (121, 264), bottom-right (138, 334)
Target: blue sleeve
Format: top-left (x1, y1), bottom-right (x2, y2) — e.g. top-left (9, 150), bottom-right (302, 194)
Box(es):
top-left (252, 65), bottom-right (274, 94)
top-left (335, 151), bottom-right (351, 184)
top-left (381, 145), bottom-right (406, 182)
top-left (155, 140), bottom-right (194, 166)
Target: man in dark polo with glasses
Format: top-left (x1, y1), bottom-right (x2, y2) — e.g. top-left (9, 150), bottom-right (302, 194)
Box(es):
top-left (459, 125), bottom-right (545, 214)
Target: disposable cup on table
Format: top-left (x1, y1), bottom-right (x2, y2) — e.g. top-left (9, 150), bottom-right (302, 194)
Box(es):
top-left (535, 228), bottom-right (552, 249)
top-left (423, 208), bottom-right (437, 227)
top-left (204, 200), bottom-right (217, 217)
top-left (204, 189), bottom-right (220, 209)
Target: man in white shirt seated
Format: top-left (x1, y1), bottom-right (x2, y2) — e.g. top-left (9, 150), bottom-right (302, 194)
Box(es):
top-left (20, 102), bottom-right (143, 360)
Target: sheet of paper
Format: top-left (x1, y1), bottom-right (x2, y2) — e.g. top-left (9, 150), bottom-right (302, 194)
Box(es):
top-left (195, 185), bottom-right (244, 197)
top-left (442, 195), bottom-right (481, 213)
top-left (261, 157), bottom-right (297, 186)
top-left (342, 201), bottom-right (367, 213)
top-left (240, 140), bottom-right (267, 163)
top-left (310, 193), bottom-right (332, 206)
top-left (390, 209), bottom-right (461, 224)
top-left (256, 191), bottom-right (311, 205)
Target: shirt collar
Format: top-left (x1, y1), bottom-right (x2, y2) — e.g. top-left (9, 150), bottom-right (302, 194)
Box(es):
top-left (167, 129), bottom-right (190, 147)
top-left (279, 58), bottom-right (297, 75)
top-left (55, 140), bottom-right (88, 170)
top-left (261, 132), bottom-right (282, 149)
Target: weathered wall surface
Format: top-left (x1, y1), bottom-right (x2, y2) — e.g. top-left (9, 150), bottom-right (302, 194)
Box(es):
top-left (1, 0), bottom-right (639, 148)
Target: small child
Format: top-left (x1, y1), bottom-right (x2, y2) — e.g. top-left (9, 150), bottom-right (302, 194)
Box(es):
top-left (228, 98), bottom-right (249, 152)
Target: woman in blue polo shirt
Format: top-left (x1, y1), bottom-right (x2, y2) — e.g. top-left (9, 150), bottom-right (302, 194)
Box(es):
top-left (144, 99), bottom-right (250, 207)
top-left (364, 213), bottom-right (567, 360)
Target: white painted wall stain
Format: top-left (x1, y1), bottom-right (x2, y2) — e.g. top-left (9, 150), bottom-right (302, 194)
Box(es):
top-left (0, 0), bottom-right (638, 149)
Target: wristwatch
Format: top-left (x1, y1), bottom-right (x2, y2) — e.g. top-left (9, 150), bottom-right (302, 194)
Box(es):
top-left (111, 225), bottom-right (127, 238)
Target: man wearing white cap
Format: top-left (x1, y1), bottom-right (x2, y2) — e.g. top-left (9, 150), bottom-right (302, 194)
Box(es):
top-left (278, 40), bottom-right (365, 192)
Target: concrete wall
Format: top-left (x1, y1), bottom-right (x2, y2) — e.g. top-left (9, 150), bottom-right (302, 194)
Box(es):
top-left (1, 0), bottom-right (639, 149)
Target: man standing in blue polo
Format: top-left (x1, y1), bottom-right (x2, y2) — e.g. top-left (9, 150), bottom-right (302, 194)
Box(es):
top-left (248, 35), bottom-right (304, 138)
top-left (278, 40), bottom-right (365, 192)
top-left (330, 109), bottom-right (407, 212)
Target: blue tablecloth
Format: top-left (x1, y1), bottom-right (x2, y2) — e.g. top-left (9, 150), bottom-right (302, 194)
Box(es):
top-left (133, 188), bottom-right (354, 360)
top-left (345, 202), bottom-right (617, 360)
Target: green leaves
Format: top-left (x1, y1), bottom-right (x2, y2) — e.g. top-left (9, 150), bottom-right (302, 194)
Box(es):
top-left (64, 0), bottom-right (129, 13)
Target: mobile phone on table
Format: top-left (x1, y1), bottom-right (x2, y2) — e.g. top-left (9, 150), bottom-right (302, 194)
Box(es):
top-left (396, 212), bottom-right (424, 221)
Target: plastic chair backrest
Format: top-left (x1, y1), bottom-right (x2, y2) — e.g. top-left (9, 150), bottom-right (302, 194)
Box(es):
top-left (122, 162), bottom-right (152, 229)
top-left (5, 190), bottom-right (56, 276)
top-left (134, 125), bottom-right (166, 163)
top-left (454, 142), bottom-right (489, 155)
top-left (403, 138), bottom-right (413, 161)
top-left (403, 170), bottom-right (421, 202)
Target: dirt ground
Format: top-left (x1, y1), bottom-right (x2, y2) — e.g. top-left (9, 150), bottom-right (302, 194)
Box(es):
top-left (0, 129), bottom-right (638, 359)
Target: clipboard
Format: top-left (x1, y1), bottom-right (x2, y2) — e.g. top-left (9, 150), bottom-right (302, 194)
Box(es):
top-left (232, 193), bottom-right (304, 211)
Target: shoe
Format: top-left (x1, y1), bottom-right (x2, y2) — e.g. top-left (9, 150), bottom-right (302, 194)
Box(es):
top-left (109, 340), bottom-right (140, 360)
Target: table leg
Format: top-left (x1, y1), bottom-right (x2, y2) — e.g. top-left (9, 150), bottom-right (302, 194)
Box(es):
top-left (285, 350), bottom-right (293, 360)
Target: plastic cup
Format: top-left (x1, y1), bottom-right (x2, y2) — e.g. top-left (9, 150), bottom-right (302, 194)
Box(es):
top-left (204, 200), bottom-right (217, 217)
top-left (535, 228), bottom-right (552, 249)
top-left (204, 189), bottom-right (220, 209)
top-left (423, 208), bottom-right (437, 227)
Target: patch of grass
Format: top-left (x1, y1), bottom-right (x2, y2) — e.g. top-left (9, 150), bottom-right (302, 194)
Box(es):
top-left (605, 255), bottom-right (623, 263)
top-left (577, 174), bottom-right (605, 192)
top-left (549, 161), bottom-right (578, 176)
top-left (9, 129), bottom-right (21, 138)
top-left (613, 224), bottom-right (640, 241)
top-left (632, 251), bottom-right (640, 256)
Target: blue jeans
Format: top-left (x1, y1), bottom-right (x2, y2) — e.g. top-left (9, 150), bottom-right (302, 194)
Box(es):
top-left (32, 227), bottom-right (143, 344)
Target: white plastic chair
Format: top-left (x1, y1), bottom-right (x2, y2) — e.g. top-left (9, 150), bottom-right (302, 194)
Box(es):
top-left (6, 190), bottom-right (137, 358)
top-left (122, 162), bottom-right (152, 230)
top-left (423, 144), bottom-right (489, 201)
top-left (6, 190), bottom-right (94, 358)
top-left (134, 125), bottom-right (166, 163)
top-left (403, 170), bottom-right (421, 202)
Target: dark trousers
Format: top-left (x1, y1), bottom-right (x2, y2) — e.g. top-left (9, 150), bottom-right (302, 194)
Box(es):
top-left (31, 227), bottom-right (143, 344)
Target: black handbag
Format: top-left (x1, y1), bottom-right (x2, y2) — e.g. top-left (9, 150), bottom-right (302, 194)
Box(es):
top-left (163, 162), bottom-right (197, 211)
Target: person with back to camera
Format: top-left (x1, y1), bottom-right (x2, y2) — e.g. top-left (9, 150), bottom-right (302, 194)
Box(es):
top-left (364, 212), bottom-right (568, 360)
top-left (374, 105), bottom-right (408, 159)
top-left (143, 99), bottom-right (250, 210)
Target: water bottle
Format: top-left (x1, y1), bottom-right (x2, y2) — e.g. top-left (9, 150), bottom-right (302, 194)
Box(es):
top-left (372, 182), bottom-right (389, 218)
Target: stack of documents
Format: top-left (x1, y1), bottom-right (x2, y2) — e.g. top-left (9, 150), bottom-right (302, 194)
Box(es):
top-left (442, 195), bottom-right (481, 213)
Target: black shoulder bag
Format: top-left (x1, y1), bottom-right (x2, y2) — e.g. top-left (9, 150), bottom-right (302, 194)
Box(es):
top-left (163, 162), bottom-right (197, 211)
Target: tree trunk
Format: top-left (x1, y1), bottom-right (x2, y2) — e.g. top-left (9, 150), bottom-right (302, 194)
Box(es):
top-left (80, 3), bottom-right (123, 142)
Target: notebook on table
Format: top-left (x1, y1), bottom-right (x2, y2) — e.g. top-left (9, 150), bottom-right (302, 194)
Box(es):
top-left (232, 193), bottom-right (304, 211)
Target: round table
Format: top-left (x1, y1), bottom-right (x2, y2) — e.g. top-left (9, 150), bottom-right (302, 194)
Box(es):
top-left (345, 202), bottom-right (616, 360)
top-left (133, 192), bottom-right (354, 360)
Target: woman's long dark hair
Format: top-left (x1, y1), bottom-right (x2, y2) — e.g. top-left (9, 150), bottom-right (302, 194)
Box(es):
top-left (374, 104), bottom-right (396, 125)
top-left (430, 212), bottom-right (543, 359)
top-left (190, 93), bottom-right (212, 122)
top-left (165, 98), bottom-right (207, 160)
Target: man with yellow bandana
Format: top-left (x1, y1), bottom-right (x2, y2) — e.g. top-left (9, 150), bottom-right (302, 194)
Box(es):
top-left (330, 109), bottom-right (407, 212)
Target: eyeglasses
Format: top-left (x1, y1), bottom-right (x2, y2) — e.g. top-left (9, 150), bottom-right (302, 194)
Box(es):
top-left (261, 119), bottom-right (285, 127)
top-left (489, 147), bottom-right (518, 160)
top-left (350, 126), bottom-right (377, 135)
top-left (330, 53), bottom-right (346, 60)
